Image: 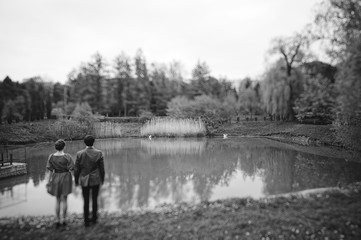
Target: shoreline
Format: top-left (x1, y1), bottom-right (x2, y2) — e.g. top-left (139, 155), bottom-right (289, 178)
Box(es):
top-left (0, 120), bottom-right (346, 148)
top-left (1, 182), bottom-right (360, 239)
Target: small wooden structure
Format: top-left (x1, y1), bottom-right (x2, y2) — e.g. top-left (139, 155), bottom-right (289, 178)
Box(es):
top-left (0, 145), bottom-right (27, 179)
top-left (1, 151), bottom-right (13, 166)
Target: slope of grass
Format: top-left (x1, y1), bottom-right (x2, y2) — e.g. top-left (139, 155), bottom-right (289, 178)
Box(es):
top-left (1, 182), bottom-right (360, 240)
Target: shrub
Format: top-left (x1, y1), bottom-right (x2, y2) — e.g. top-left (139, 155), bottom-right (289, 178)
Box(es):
top-left (72, 102), bottom-right (97, 124)
top-left (167, 95), bottom-right (236, 127)
top-left (101, 117), bottom-right (150, 123)
top-left (333, 120), bottom-right (361, 151)
top-left (294, 75), bottom-right (335, 124)
top-left (138, 110), bottom-right (154, 118)
top-left (51, 108), bottom-right (64, 119)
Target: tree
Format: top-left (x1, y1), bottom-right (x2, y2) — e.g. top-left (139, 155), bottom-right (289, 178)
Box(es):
top-left (192, 61), bottom-right (210, 80)
top-left (149, 63), bottom-right (171, 116)
top-left (221, 93), bottom-right (239, 121)
top-left (314, 0), bottom-right (361, 61)
top-left (189, 61), bottom-right (213, 98)
top-left (52, 82), bottom-right (64, 104)
top-left (334, 38), bottom-right (361, 125)
top-left (134, 49), bottom-right (151, 114)
top-left (166, 96), bottom-right (192, 118)
top-left (167, 95), bottom-right (236, 126)
top-left (261, 60), bottom-right (304, 120)
top-left (269, 33), bottom-right (309, 77)
top-left (167, 60), bottom-right (186, 96)
top-left (68, 70), bottom-right (96, 110)
top-left (268, 33), bottom-right (310, 120)
top-left (1, 100), bottom-right (22, 124)
top-left (23, 77), bottom-right (47, 121)
top-left (68, 53), bottom-right (109, 114)
top-left (218, 78), bottom-right (237, 102)
top-left (72, 102), bottom-right (96, 124)
top-left (113, 53), bottom-right (133, 116)
top-left (313, 0), bottom-right (361, 126)
top-left (294, 75), bottom-right (335, 123)
top-left (238, 78), bottom-right (262, 119)
top-left (87, 52), bottom-right (109, 114)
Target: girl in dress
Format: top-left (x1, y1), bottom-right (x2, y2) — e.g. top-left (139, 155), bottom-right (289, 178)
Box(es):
top-left (46, 139), bottom-right (74, 227)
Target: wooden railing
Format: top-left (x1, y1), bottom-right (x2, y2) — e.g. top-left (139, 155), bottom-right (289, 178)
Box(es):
top-left (0, 145), bottom-right (27, 167)
top-left (0, 152), bottom-right (13, 166)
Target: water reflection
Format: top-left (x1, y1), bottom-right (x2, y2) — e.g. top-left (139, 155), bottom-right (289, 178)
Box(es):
top-left (1, 137), bottom-right (361, 217)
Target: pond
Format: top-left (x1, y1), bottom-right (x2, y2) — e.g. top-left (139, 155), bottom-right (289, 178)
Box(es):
top-left (1, 137), bottom-right (360, 217)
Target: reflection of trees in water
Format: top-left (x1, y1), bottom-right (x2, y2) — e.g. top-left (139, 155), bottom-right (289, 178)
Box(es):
top-left (100, 138), bottom-right (361, 211)
top-left (0, 175), bottom-right (28, 193)
top-left (141, 139), bottom-right (205, 156)
top-left (9, 138), bottom-right (360, 211)
top-left (24, 145), bottom-right (52, 186)
top-left (293, 153), bottom-right (361, 190)
top-left (0, 175), bottom-right (28, 210)
top-left (103, 141), bottom-right (242, 209)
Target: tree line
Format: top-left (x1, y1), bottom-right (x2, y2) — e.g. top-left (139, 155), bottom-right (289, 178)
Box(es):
top-left (1, 0), bottom-right (360, 127)
top-left (0, 50), bottom-right (238, 124)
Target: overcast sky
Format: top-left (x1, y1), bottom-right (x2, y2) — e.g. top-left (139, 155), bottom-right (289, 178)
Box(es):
top-left (0, 0), bottom-right (320, 83)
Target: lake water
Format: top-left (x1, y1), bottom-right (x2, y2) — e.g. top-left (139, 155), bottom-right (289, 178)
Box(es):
top-left (1, 137), bottom-right (360, 217)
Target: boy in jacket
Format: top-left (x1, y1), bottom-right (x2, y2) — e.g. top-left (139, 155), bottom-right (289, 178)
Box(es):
top-left (75, 135), bottom-right (105, 226)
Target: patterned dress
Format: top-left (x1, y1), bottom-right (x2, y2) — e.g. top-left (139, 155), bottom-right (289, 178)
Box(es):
top-left (46, 153), bottom-right (74, 197)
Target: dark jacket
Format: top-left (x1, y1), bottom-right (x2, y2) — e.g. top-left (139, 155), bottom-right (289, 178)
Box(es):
top-left (74, 147), bottom-right (105, 186)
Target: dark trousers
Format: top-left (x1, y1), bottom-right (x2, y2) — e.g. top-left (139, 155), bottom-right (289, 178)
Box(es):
top-left (81, 185), bottom-right (99, 223)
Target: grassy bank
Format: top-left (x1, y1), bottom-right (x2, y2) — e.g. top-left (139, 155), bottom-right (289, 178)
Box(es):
top-left (0, 120), bottom-right (130, 145)
top-left (1, 182), bottom-right (360, 240)
top-left (0, 119), bottom-right (359, 152)
top-left (212, 121), bottom-right (339, 146)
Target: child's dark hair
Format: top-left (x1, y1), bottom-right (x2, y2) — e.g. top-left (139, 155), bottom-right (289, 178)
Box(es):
top-left (84, 135), bottom-right (95, 146)
top-left (55, 139), bottom-right (66, 151)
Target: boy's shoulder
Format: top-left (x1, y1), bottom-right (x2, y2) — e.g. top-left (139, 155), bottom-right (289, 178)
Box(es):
top-left (76, 148), bottom-right (87, 155)
top-left (93, 147), bottom-right (102, 153)
top-left (77, 147), bottom-right (102, 154)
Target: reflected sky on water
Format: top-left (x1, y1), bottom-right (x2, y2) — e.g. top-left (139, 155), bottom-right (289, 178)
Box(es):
top-left (1, 137), bottom-right (361, 217)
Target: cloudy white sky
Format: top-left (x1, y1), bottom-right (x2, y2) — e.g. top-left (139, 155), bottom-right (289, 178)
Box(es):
top-left (0, 0), bottom-right (320, 83)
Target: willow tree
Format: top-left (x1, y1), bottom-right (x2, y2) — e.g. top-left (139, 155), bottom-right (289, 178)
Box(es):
top-left (261, 60), bottom-right (303, 120)
top-left (238, 78), bottom-right (262, 120)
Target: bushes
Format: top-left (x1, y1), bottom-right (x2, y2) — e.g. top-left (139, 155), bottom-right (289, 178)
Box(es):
top-left (101, 116), bottom-right (150, 123)
top-left (167, 95), bottom-right (237, 128)
top-left (333, 120), bottom-right (361, 152)
top-left (294, 75), bottom-right (335, 124)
